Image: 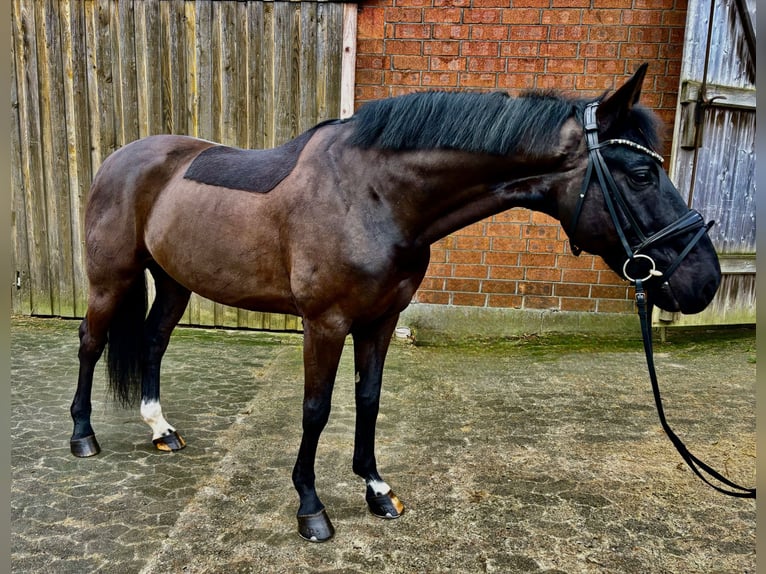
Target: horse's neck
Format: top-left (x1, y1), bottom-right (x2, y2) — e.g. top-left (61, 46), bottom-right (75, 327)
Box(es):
top-left (381, 149), bottom-right (563, 247)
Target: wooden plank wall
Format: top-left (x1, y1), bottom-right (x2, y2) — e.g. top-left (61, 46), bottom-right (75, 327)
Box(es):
top-left (11, 0), bottom-right (350, 330)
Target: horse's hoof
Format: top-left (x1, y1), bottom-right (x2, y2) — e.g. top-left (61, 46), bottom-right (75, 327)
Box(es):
top-left (153, 431), bottom-right (186, 452)
top-left (70, 435), bottom-right (101, 457)
top-left (297, 509), bottom-right (335, 542)
top-left (366, 490), bottom-right (405, 519)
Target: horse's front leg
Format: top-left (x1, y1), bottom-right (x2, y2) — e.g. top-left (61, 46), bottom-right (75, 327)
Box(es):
top-left (351, 314), bottom-right (405, 519)
top-left (293, 318), bottom-right (348, 542)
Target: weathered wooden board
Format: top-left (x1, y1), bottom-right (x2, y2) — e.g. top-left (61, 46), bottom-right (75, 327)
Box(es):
top-left (11, 0), bottom-right (350, 331)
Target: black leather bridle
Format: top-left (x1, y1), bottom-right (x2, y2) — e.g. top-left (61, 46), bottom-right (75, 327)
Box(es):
top-left (568, 102), bottom-right (755, 499)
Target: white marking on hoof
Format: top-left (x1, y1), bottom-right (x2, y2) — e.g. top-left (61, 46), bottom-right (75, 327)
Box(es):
top-left (140, 399), bottom-right (176, 441)
top-left (366, 478), bottom-right (391, 496)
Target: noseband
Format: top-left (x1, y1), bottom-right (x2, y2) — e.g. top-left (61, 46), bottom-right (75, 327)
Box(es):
top-left (567, 102), bottom-right (755, 499)
top-left (568, 102), bottom-right (714, 284)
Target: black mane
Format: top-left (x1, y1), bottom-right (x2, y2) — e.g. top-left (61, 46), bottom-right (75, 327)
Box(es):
top-left (348, 90), bottom-right (660, 156)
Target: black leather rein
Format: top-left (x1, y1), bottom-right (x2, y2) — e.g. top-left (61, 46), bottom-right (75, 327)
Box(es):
top-left (568, 102), bottom-right (755, 499)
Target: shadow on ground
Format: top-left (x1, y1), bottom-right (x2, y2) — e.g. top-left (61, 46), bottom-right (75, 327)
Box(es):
top-left (11, 316), bottom-right (755, 573)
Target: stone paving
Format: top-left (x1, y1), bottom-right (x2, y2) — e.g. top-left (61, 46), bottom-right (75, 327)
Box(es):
top-left (11, 316), bottom-right (756, 573)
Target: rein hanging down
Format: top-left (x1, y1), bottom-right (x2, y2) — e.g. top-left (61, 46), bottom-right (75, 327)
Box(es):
top-left (571, 102), bottom-right (755, 499)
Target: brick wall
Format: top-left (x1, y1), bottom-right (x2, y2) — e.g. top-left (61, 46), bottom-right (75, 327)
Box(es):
top-left (355, 0), bottom-right (687, 314)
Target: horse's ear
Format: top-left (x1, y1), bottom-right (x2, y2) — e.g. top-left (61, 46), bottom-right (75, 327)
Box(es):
top-left (596, 63), bottom-right (649, 133)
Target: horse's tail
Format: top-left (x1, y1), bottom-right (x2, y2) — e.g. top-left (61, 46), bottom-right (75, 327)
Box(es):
top-left (106, 273), bottom-right (148, 407)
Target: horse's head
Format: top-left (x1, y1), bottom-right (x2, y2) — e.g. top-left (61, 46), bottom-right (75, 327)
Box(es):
top-left (559, 64), bottom-right (721, 314)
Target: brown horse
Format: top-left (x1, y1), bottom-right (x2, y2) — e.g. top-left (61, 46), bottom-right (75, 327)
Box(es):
top-left (70, 64), bottom-right (720, 541)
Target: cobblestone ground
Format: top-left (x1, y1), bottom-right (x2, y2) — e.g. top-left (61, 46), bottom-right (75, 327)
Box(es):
top-left (11, 316), bottom-right (755, 573)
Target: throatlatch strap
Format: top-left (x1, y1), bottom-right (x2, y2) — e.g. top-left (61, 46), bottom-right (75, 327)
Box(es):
top-left (634, 280), bottom-right (755, 499)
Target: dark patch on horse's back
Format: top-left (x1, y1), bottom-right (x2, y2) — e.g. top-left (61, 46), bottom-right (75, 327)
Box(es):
top-left (183, 119), bottom-right (343, 193)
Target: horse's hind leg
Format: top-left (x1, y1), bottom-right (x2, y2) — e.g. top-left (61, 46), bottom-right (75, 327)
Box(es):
top-left (140, 263), bottom-right (191, 451)
top-left (351, 314), bottom-right (405, 519)
top-left (71, 277), bottom-right (143, 457)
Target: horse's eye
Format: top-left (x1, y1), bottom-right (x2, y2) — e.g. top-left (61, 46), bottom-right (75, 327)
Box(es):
top-left (628, 168), bottom-right (653, 189)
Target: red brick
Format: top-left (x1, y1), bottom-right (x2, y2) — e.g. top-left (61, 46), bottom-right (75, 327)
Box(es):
top-left (581, 43), bottom-right (619, 58)
top-left (452, 293), bottom-right (487, 306)
top-left (392, 55), bottom-right (429, 69)
top-left (423, 7), bottom-right (462, 22)
top-left (509, 26), bottom-right (549, 41)
top-left (448, 250), bottom-right (484, 264)
top-left (427, 263), bottom-right (452, 277)
top-left (386, 40), bottom-right (423, 55)
top-left (497, 73), bottom-right (536, 90)
top-left (619, 43), bottom-right (660, 59)
top-left (463, 9), bottom-right (503, 24)
top-left (552, 0), bottom-right (590, 6)
top-left (518, 282), bottom-right (552, 295)
top-left (459, 72), bottom-right (499, 88)
top-left (585, 60), bottom-right (627, 75)
top-left (546, 59), bottom-right (585, 74)
top-left (556, 254), bottom-right (595, 269)
top-left (468, 57), bottom-right (507, 72)
top-left (513, 0), bottom-right (552, 6)
top-left (486, 252), bottom-right (522, 268)
top-left (472, 0), bottom-right (512, 6)
top-left (628, 27), bottom-right (669, 43)
top-left (623, 10), bottom-right (663, 25)
top-left (455, 235), bottom-right (491, 250)
top-left (462, 42), bottom-right (500, 56)
top-left (541, 9), bottom-right (582, 24)
top-left (519, 252), bottom-right (556, 267)
top-left (430, 247), bottom-right (447, 263)
top-left (471, 25), bottom-right (511, 40)
top-left (481, 279), bottom-right (519, 294)
top-left (563, 269), bottom-right (599, 283)
top-left (356, 69), bottom-right (384, 84)
top-left (488, 294), bottom-right (523, 308)
top-left (525, 267), bottom-right (562, 281)
top-left (423, 41), bottom-right (461, 55)
top-left (508, 58), bottom-right (546, 72)
top-left (662, 9), bottom-right (687, 27)
top-left (535, 74), bottom-right (575, 90)
top-left (493, 210), bottom-right (531, 223)
top-left (524, 296), bottom-right (560, 309)
top-left (357, 39), bottom-right (385, 53)
top-left (358, 7), bottom-right (386, 39)
top-left (355, 85), bottom-right (391, 102)
top-left (394, 24), bottom-right (431, 39)
top-left (394, 0), bottom-right (432, 6)
top-left (387, 7), bottom-right (423, 22)
top-left (501, 8), bottom-right (542, 24)
top-left (588, 26), bottom-right (628, 42)
top-left (554, 283), bottom-right (590, 297)
top-left (501, 43), bottom-right (540, 58)
top-left (384, 70), bottom-right (422, 85)
top-left (446, 278), bottom-right (482, 292)
top-left (434, 0), bottom-right (471, 6)
top-left (591, 285), bottom-right (629, 299)
top-left (538, 42), bottom-right (578, 58)
top-left (593, 0), bottom-right (632, 7)
top-left (488, 264), bottom-right (524, 279)
top-left (430, 55), bottom-right (467, 71)
top-left (453, 264), bottom-right (489, 278)
top-left (432, 23), bottom-right (470, 39)
top-left (581, 9), bottom-right (621, 25)
top-left (549, 25), bottom-right (587, 41)
top-left (414, 291), bottom-right (451, 305)
top-left (419, 277), bottom-right (446, 291)
top-left (486, 222), bottom-right (522, 237)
